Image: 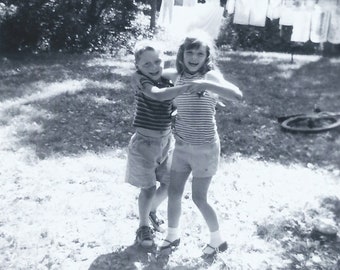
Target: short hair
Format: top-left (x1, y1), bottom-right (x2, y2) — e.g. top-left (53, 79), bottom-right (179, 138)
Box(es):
top-left (133, 40), bottom-right (161, 63)
top-left (175, 30), bottom-right (216, 75)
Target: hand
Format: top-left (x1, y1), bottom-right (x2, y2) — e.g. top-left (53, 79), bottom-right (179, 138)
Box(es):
top-left (187, 80), bottom-right (208, 94)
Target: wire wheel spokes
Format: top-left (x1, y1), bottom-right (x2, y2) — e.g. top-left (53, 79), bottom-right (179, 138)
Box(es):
top-left (281, 114), bottom-right (340, 133)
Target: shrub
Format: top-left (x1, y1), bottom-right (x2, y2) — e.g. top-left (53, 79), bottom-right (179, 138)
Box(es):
top-left (0, 0), bottom-right (140, 53)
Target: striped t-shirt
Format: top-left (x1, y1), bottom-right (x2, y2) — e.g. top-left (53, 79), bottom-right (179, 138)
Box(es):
top-left (133, 73), bottom-right (174, 131)
top-left (174, 73), bottom-right (218, 144)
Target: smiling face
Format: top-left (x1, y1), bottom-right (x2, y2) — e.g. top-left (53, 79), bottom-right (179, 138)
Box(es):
top-left (135, 49), bottom-right (162, 81)
top-left (183, 45), bottom-right (207, 74)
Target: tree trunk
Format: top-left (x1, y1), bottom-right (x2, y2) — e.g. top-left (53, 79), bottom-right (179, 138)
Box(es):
top-left (150, 0), bottom-right (157, 29)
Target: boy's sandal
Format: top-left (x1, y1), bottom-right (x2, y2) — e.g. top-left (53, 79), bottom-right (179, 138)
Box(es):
top-left (201, 241), bottom-right (228, 260)
top-left (158, 238), bottom-right (181, 251)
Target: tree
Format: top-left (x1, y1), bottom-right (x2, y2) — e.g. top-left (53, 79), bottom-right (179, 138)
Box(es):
top-left (150, 0), bottom-right (157, 29)
top-left (0, 0), bottom-right (138, 53)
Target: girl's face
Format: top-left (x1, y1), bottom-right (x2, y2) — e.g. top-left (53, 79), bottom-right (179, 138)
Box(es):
top-left (183, 45), bottom-right (207, 74)
top-left (136, 50), bottom-right (162, 81)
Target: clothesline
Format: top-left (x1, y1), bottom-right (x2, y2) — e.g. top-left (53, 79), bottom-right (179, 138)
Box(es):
top-left (158, 0), bottom-right (340, 44)
top-left (158, 0), bottom-right (224, 40)
top-left (226, 0), bottom-right (340, 44)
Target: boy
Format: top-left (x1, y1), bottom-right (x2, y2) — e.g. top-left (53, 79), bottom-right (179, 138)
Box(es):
top-left (125, 41), bottom-right (192, 248)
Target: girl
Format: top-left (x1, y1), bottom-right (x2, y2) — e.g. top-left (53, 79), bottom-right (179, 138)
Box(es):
top-left (159, 31), bottom-right (243, 259)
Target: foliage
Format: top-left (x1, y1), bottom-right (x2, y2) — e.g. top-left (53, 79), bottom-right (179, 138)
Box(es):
top-left (0, 0), bottom-right (144, 53)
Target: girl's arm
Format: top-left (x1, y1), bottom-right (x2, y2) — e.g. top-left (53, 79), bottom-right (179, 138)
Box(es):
top-left (191, 70), bottom-right (243, 101)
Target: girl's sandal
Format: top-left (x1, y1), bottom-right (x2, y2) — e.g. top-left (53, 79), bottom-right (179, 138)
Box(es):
top-left (201, 241), bottom-right (228, 260)
top-left (159, 239), bottom-right (180, 252)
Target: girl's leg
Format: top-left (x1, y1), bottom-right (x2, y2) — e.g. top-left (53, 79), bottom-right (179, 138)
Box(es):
top-left (161, 170), bottom-right (190, 245)
top-left (192, 176), bottom-right (219, 231)
top-left (192, 176), bottom-right (224, 251)
top-left (139, 185), bottom-right (156, 227)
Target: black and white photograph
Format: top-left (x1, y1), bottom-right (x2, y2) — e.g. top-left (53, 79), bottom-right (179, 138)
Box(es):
top-left (0, 0), bottom-right (339, 269)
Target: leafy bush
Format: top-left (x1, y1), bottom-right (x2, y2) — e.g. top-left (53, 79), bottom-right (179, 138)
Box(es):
top-left (0, 0), bottom-right (144, 53)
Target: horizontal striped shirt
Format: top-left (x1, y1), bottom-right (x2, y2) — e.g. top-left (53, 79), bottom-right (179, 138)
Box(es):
top-left (133, 74), bottom-right (174, 131)
top-left (174, 73), bottom-right (218, 144)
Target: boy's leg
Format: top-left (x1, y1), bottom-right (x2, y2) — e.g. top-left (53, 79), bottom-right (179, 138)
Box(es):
top-left (139, 185), bottom-right (156, 227)
top-left (136, 185), bottom-right (156, 248)
top-left (150, 183), bottom-right (168, 212)
top-left (149, 183), bottom-right (168, 232)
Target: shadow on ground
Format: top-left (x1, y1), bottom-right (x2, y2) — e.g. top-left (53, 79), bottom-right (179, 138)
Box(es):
top-left (1, 53), bottom-right (340, 169)
top-left (89, 244), bottom-right (217, 270)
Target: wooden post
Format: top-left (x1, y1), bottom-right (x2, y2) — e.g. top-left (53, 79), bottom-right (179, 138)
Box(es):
top-left (150, 0), bottom-right (157, 29)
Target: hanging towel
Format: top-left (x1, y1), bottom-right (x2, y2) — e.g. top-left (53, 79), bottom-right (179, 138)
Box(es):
top-left (310, 5), bottom-right (331, 43)
top-left (227, 0), bottom-right (236, 14)
top-left (279, 0), bottom-right (296, 26)
top-left (233, 0), bottom-right (251, 25)
top-left (249, 0), bottom-right (269, 27)
top-left (267, 0), bottom-right (282, 20)
top-left (159, 0), bottom-right (175, 25)
top-left (327, 7), bottom-right (340, 44)
top-left (291, 8), bottom-right (312, 42)
top-left (187, 0), bottom-right (224, 39)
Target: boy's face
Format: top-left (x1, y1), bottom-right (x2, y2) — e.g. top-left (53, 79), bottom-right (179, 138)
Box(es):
top-left (136, 50), bottom-right (162, 81)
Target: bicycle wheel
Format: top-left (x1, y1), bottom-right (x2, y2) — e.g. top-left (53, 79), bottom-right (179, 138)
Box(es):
top-left (281, 114), bottom-right (340, 132)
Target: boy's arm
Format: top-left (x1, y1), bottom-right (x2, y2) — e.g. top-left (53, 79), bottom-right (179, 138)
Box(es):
top-left (141, 81), bottom-right (189, 101)
top-left (131, 71), bottom-right (188, 101)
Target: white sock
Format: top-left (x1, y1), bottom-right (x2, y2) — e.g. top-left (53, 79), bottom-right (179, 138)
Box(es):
top-left (209, 230), bottom-right (224, 247)
top-left (161, 227), bottom-right (179, 246)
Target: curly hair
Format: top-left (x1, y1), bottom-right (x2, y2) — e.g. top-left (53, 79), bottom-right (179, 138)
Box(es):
top-left (175, 31), bottom-right (216, 75)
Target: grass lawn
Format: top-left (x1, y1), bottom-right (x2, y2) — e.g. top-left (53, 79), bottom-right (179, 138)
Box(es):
top-left (0, 51), bottom-right (339, 270)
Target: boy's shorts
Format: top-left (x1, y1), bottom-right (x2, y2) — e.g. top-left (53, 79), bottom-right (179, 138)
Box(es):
top-left (125, 132), bottom-right (174, 189)
top-left (171, 135), bottom-right (220, 178)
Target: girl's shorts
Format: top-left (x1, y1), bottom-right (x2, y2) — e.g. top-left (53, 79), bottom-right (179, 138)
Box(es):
top-left (125, 132), bottom-right (174, 189)
top-left (171, 135), bottom-right (220, 178)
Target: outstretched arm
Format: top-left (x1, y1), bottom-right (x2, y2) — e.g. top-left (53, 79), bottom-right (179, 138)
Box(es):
top-left (190, 70), bottom-right (243, 102)
top-left (131, 72), bottom-right (188, 101)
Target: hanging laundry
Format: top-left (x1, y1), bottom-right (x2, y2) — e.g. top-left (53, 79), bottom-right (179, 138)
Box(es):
top-left (167, 0), bottom-right (197, 38)
top-left (187, 0), bottom-right (224, 39)
top-left (158, 0), bottom-right (175, 25)
top-left (310, 4), bottom-right (331, 43)
top-left (249, 0), bottom-right (269, 27)
top-left (267, 0), bottom-right (283, 20)
top-left (227, 0), bottom-right (236, 14)
top-left (233, 0), bottom-right (252, 25)
top-left (327, 7), bottom-right (340, 44)
top-left (279, 0), bottom-right (296, 26)
top-left (291, 6), bottom-right (312, 42)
